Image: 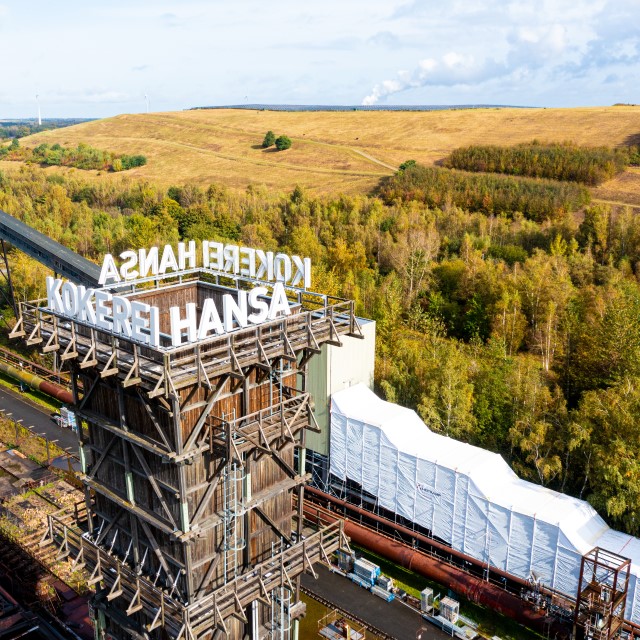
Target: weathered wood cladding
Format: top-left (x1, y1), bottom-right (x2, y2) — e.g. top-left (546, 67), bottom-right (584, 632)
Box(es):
top-left (80, 370), bottom-right (299, 569)
top-left (75, 349), bottom-right (307, 635)
top-left (10, 274), bottom-right (360, 639)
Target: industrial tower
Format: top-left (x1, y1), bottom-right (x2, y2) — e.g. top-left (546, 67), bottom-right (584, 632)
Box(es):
top-left (15, 269), bottom-right (359, 639)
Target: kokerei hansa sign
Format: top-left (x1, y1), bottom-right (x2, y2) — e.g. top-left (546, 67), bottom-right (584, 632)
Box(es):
top-left (45, 241), bottom-right (310, 349)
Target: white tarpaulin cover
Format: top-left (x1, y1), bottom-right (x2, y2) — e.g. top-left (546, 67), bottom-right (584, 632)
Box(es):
top-left (329, 384), bottom-right (640, 623)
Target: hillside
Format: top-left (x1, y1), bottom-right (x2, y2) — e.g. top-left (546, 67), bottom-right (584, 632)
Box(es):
top-left (3, 106), bottom-right (640, 197)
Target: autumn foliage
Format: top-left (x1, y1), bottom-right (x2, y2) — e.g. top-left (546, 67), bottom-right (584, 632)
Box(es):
top-left (377, 163), bottom-right (590, 222)
top-left (444, 142), bottom-right (630, 185)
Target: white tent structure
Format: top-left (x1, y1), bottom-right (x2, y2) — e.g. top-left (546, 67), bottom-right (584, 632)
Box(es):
top-left (329, 384), bottom-right (640, 623)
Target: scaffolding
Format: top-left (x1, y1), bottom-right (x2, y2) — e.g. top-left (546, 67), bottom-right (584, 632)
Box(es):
top-left (573, 547), bottom-right (631, 640)
top-left (16, 271), bottom-right (360, 639)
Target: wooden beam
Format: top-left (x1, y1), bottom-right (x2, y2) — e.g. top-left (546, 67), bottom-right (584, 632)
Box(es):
top-left (136, 389), bottom-right (173, 452)
top-left (84, 476), bottom-right (177, 537)
top-left (77, 408), bottom-right (172, 459)
top-left (130, 443), bottom-right (179, 529)
top-left (191, 457), bottom-right (226, 527)
top-left (183, 375), bottom-right (230, 452)
top-left (100, 344), bottom-right (118, 378)
top-left (254, 505), bottom-right (292, 544)
top-left (126, 580), bottom-right (143, 615)
top-left (96, 508), bottom-right (125, 546)
top-left (196, 549), bottom-right (222, 597)
top-left (87, 435), bottom-right (119, 481)
top-left (78, 373), bottom-right (101, 411)
top-left (106, 571), bottom-right (123, 601)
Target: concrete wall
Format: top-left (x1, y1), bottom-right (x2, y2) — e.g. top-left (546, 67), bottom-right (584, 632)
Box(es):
top-left (306, 318), bottom-right (375, 456)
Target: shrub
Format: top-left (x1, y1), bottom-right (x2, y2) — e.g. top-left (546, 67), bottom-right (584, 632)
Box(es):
top-left (262, 130), bottom-right (276, 148)
top-left (120, 154), bottom-right (147, 169)
top-left (399, 159), bottom-right (417, 171)
top-left (275, 135), bottom-right (292, 151)
top-left (5, 143), bottom-right (146, 172)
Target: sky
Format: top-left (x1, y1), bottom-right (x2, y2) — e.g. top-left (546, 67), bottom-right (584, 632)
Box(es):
top-left (0, 0), bottom-right (638, 118)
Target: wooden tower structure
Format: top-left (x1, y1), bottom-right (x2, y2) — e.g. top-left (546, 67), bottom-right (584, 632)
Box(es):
top-left (14, 270), bottom-right (360, 639)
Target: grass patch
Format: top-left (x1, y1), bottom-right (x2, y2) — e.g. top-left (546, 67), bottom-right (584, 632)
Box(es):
top-left (353, 546), bottom-right (544, 640)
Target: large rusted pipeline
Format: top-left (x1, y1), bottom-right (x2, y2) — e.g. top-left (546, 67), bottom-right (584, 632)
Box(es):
top-left (305, 485), bottom-right (536, 591)
top-left (305, 487), bottom-right (640, 639)
top-left (0, 360), bottom-right (73, 404)
top-left (304, 502), bottom-right (568, 637)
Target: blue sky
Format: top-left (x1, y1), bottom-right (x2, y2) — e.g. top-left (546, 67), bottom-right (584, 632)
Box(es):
top-left (0, 0), bottom-right (638, 118)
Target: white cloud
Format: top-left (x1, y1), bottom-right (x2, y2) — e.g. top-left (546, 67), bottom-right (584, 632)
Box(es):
top-left (363, 53), bottom-right (507, 104)
top-left (362, 0), bottom-right (640, 106)
top-left (0, 0), bottom-right (638, 117)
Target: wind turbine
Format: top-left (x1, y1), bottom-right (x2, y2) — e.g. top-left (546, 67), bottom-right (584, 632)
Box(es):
top-left (36, 94), bottom-right (41, 126)
top-left (145, 94), bottom-right (150, 113)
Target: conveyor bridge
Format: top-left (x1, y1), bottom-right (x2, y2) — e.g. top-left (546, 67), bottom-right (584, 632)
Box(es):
top-left (0, 208), bottom-right (101, 288)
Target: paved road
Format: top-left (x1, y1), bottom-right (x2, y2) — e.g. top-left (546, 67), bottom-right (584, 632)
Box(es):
top-left (302, 564), bottom-right (449, 640)
top-left (0, 385), bottom-right (79, 454)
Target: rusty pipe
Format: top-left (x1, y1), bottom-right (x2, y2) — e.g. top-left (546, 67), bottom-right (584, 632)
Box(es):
top-left (304, 501), bottom-right (567, 637)
top-left (305, 485), bottom-right (537, 592)
top-left (304, 487), bottom-right (640, 638)
top-left (0, 360), bottom-right (73, 404)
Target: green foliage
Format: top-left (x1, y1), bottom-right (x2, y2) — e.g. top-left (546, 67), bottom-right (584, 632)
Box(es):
top-left (573, 378), bottom-right (640, 535)
top-left (399, 159), bottom-right (417, 171)
top-left (629, 144), bottom-right (640, 165)
top-left (274, 135), bottom-right (292, 151)
top-left (0, 118), bottom-right (90, 139)
top-left (4, 168), bottom-right (640, 534)
top-left (120, 154), bottom-right (147, 170)
top-left (262, 130), bottom-right (276, 148)
top-left (377, 163), bottom-right (590, 222)
top-left (444, 142), bottom-right (630, 185)
top-left (487, 243), bottom-right (528, 265)
top-left (8, 142), bottom-right (146, 172)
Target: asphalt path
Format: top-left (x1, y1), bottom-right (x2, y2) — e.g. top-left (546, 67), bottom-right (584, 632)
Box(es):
top-left (302, 564), bottom-right (450, 640)
top-left (0, 384), bottom-right (79, 454)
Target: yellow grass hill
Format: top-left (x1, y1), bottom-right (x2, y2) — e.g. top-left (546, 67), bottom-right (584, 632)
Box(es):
top-left (6, 106), bottom-right (640, 205)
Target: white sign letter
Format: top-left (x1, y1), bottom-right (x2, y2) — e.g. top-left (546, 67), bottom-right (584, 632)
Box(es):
top-left (46, 277), bottom-right (63, 313)
top-left (170, 303), bottom-right (197, 347)
top-left (267, 282), bottom-right (291, 320)
top-left (248, 287), bottom-right (269, 324)
top-left (98, 254), bottom-right (120, 285)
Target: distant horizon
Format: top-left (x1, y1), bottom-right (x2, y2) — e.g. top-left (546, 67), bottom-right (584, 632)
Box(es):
top-left (7, 102), bottom-right (640, 122)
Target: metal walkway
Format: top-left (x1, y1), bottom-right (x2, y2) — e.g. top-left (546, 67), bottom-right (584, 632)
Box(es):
top-left (0, 209), bottom-right (101, 287)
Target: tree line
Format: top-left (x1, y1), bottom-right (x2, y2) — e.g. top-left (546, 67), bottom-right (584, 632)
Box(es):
top-left (377, 163), bottom-right (590, 222)
top-left (0, 141), bottom-right (147, 172)
top-left (444, 142), bottom-right (631, 185)
top-left (1, 166), bottom-right (640, 534)
top-left (0, 119), bottom-right (90, 139)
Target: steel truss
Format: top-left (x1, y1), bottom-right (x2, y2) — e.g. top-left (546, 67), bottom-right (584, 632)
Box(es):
top-left (573, 547), bottom-right (631, 640)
